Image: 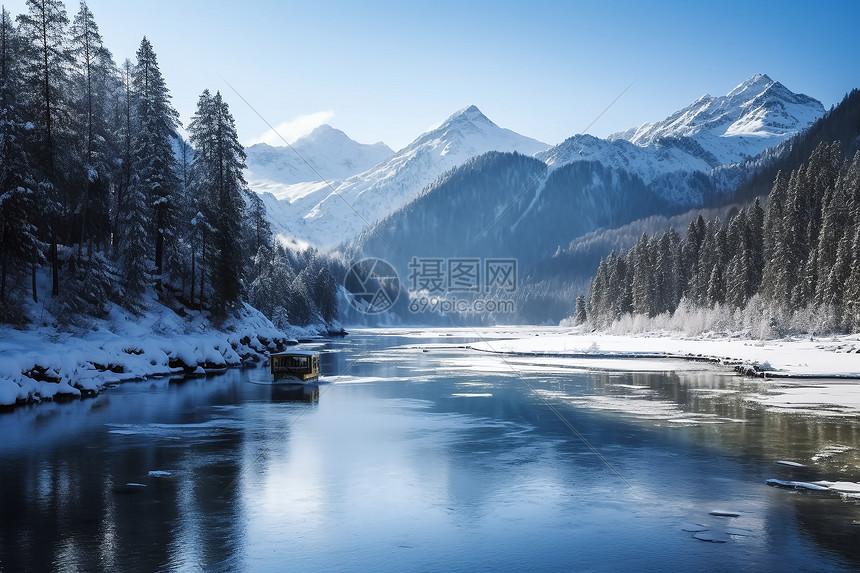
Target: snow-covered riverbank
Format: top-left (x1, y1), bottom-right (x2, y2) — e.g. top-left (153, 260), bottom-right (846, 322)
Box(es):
top-left (461, 328), bottom-right (860, 416)
top-left (0, 302), bottom-right (333, 407)
top-left (466, 330), bottom-right (860, 378)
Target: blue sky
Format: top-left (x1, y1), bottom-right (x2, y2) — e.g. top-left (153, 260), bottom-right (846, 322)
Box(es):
top-left (5, 0), bottom-right (859, 150)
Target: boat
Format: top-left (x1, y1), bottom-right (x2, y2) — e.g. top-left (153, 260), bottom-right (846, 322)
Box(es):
top-left (270, 350), bottom-right (320, 382)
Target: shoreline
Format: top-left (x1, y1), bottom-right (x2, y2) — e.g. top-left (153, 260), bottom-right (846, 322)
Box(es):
top-left (0, 303), bottom-right (341, 410)
top-left (459, 329), bottom-right (860, 379)
top-left (468, 347), bottom-right (860, 379)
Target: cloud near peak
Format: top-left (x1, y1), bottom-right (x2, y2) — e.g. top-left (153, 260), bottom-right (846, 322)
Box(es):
top-left (246, 110), bottom-right (335, 146)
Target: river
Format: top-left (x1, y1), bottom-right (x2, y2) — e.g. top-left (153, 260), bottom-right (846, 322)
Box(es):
top-left (1, 330), bottom-right (859, 572)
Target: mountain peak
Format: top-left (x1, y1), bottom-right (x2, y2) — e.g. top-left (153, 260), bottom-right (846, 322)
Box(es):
top-left (610, 74), bottom-right (823, 165)
top-left (244, 124), bottom-right (394, 191)
top-left (298, 123), bottom-right (349, 143)
top-left (727, 73), bottom-right (774, 98)
top-left (443, 104), bottom-right (493, 127)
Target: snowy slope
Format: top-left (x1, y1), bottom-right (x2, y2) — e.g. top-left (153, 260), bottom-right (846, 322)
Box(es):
top-left (538, 134), bottom-right (714, 184)
top-left (255, 106), bottom-right (548, 248)
top-left (255, 76), bottom-right (823, 247)
top-left (535, 74), bottom-right (824, 203)
top-left (609, 74), bottom-right (824, 165)
top-left (245, 125), bottom-right (394, 202)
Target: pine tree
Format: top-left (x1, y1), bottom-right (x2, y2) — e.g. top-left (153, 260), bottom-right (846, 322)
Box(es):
top-left (574, 295), bottom-right (587, 325)
top-left (314, 265), bottom-right (339, 323)
top-left (115, 166), bottom-right (149, 308)
top-left (17, 0), bottom-right (72, 297)
top-left (682, 215), bottom-right (705, 299)
top-left (631, 233), bottom-right (654, 316)
top-left (0, 7), bottom-right (40, 307)
top-left (588, 258), bottom-right (609, 323)
top-left (814, 165), bottom-right (852, 308)
top-left (289, 266), bottom-right (317, 326)
top-left (69, 1), bottom-right (116, 256)
top-left (747, 198), bottom-right (765, 294)
top-left (793, 142), bottom-right (843, 306)
top-left (606, 252), bottom-right (631, 319)
top-left (172, 136), bottom-right (196, 300)
top-left (242, 188), bottom-right (272, 289)
top-left (188, 90), bottom-right (247, 317)
top-left (761, 171), bottom-right (789, 302)
top-left (707, 263), bottom-right (725, 306)
top-left (112, 58), bottom-right (134, 252)
top-left (844, 226), bottom-right (860, 332)
top-left (765, 170), bottom-right (800, 307)
top-left (131, 37), bottom-right (180, 291)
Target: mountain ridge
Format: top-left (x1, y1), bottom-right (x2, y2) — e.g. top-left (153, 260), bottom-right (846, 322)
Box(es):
top-left (252, 74), bottom-right (825, 248)
top-left (260, 105), bottom-right (549, 248)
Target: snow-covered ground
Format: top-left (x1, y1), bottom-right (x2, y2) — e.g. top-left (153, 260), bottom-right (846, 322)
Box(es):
top-left (458, 327), bottom-right (860, 416)
top-left (465, 330), bottom-right (860, 378)
top-left (0, 299), bottom-right (329, 407)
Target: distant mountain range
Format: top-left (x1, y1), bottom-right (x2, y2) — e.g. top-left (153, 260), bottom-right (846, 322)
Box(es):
top-left (247, 74), bottom-right (823, 249)
top-left (250, 106), bottom-right (547, 247)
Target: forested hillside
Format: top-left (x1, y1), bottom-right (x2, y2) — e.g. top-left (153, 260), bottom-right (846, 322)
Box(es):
top-left (586, 141), bottom-right (860, 334)
top-left (0, 1), bottom-right (339, 329)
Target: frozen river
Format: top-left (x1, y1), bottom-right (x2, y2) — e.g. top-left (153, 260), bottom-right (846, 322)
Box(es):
top-left (1, 330), bottom-right (859, 571)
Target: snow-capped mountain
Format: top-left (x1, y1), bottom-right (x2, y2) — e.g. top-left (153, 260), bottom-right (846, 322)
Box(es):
top-left (353, 74), bottom-right (827, 279)
top-left (255, 75), bottom-right (823, 248)
top-left (536, 74), bottom-right (824, 203)
top-left (538, 134), bottom-right (712, 183)
top-left (245, 125), bottom-right (394, 202)
top-left (260, 105), bottom-right (548, 248)
top-left (609, 74), bottom-right (824, 165)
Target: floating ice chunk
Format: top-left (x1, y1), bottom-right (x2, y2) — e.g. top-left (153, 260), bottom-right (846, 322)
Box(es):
top-left (113, 482), bottom-right (147, 494)
top-left (766, 478), bottom-right (829, 491)
top-left (148, 470), bottom-right (173, 478)
top-left (814, 481), bottom-right (860, 494)
top-left (775, 460), bottom-right (807, 468)
top-left (725, 527), bottom-right (756, 537)
top-left (680, 523), bottom-right (709, 532)
top-left (709, 510), bottom-right (741, 518)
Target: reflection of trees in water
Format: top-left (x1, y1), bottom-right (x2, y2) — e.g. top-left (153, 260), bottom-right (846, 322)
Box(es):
top-left (0, 426), bottom-right (246, 572)
top-left (0, 376), bottom-right (249, 572)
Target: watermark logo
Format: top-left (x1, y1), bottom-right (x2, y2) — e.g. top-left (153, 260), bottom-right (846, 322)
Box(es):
top-left (407, 257), bottom-right (517, 294)
top-left (343, 258), bottom-right (401, 314)
top-left (344, 257), bottom-right (518, 315)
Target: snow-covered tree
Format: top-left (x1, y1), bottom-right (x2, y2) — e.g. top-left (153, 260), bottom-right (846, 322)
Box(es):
top-left (131, 37), bottom-right (180, 291)
top-left (574, 295), bottom-right (587, 325)
top-left (631, 233), bottom-right (654, 316)
top-left (69, 1), bottom-right (117, 255)
top-left (17, 0), bottom-right (73, 297)
top-left (188, 90), bottom-right (246, 317)
top-left (0, 7), bottom-right (40, 307)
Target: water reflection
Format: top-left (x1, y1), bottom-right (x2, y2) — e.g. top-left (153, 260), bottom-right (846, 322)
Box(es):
top-left (0, 333), bottom-right (859, 571)
top-left (270, 384), bottom-right (320, 404)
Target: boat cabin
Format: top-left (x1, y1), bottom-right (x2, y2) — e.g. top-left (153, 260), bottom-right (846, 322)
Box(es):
top-left (270, 351), bottom-right (320, 382)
